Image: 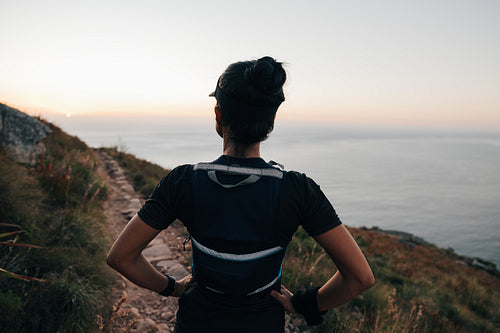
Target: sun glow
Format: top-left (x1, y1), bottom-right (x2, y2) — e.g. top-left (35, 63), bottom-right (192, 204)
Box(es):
top-left (1, 1), bottom-right (499, 128)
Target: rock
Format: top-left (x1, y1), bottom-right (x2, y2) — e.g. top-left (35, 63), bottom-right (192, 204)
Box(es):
top-left (128, 307), bottom-right (141, 319)
top-left (143, 307), bottom-right (154, 315)
top-left (160, 312), bottom-right (175, 321)
top-left (156, 260), bottom-right (178, 270)
top-left (128, 198), bottom-right (142, 211)
top-left (156, 323), bottom-right (170, 332)
top-left (135, 318), bottom-right (158, 333)
top-left (0, 103), bottom-right (51, 164)
top-left (122, 184), bottom-right (135, 192)
top-left (149, 237), bottom-right (166, 246)
top-left (143, 245), bottom-right (173, 261)
top-left (166, 263), bottom-right (190, 279)
top-left (130, 319), bottom-right (158, 333)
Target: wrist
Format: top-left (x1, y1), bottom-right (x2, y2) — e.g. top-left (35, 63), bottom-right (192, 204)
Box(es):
top-left (158, 274), bottom-right (176, 297)
top-left (291, 286), bottom-right (327, 326)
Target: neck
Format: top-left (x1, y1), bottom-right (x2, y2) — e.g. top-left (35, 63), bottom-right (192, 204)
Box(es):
top-left (223, 139), bottom-right (261, 158)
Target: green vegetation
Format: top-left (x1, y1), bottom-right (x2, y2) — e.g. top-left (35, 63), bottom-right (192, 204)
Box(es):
top-left (282, 227), bottom-right (500, 332)
top-left (0, 122), bottom-right (112, 333)
top-left (99, 147), bottom-right (169, 198)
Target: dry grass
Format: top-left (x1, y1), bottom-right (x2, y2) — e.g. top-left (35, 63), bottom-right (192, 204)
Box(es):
top-left (281, 226), bottom-right (500, 332)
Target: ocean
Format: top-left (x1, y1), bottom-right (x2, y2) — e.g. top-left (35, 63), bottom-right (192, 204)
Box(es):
top-left (44, 114), bottom-right (500, 267)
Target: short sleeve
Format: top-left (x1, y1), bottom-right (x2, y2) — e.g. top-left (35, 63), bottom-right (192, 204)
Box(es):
top-left (137, 165), bottom-right (191, 230)
top-left (300, 175), bottom-right (342, 236)
top-left (276, 172), bottom-right (342, 243)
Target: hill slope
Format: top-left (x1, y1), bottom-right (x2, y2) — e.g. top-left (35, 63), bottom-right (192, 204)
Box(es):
top-left (0, 116), bottom-right (113, 332)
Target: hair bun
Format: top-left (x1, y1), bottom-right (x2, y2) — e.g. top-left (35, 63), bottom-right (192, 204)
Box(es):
top-left (244, 56), bottom-right (286, 95)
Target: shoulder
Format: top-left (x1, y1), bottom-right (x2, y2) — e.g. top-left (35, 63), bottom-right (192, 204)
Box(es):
top-left (282, 170), bottom-right (329, 208)
top-left (283, 170), bottom-right (319, 189)
top-left (161, 164), bottom-right (192, 181)
top-left (284, 170), bottom-right (306, 181)
top-left (154, 164), bottom-right (194, 191)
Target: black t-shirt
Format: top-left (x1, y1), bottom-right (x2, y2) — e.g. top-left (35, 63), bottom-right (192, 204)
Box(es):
top-left (137, 155), bottom-right (341, 333)
top-left (138, 155), bottom-right (341, 242)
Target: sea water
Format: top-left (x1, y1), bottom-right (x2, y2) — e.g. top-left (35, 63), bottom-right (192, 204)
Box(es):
top-left (44, 114), bottom-right (500, 267)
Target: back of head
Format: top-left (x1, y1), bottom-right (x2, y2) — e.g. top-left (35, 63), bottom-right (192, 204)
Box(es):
top-left (211, 56), bottom-right (287, 144)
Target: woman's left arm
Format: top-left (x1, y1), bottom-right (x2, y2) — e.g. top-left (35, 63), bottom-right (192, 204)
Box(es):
top-left (271, 225), bottom-right (374, 313)
top-left (106, 214), bottom-right (192, 297)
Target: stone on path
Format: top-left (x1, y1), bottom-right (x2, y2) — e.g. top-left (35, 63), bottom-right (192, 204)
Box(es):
top-left (128, 307), bottom-right (141, 319)
top-left (143, 245), bottom-right (173, 262)
top-left (165, 263), bottom-right (189, 279)
top-left (121, 184), bottom-right (135, 192)
top-left (127, 198), bottom-right (142, 211)
top-left (131, 318), bottom-right (158, 333)
top-left (156, 323), bottom-right (170, 332)
top-left (156, 260), bottom-right (178, 270)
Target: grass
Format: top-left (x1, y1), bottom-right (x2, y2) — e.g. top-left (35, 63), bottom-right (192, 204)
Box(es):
top-left (0, 121), bottom-right (114, 332)
top-left (281, 227), bottom-right (500, 332)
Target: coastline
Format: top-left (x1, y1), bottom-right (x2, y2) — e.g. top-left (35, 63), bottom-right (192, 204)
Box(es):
top-left (38, 113), bottom-right (500, 268)
top-left (366, 226), bottom-right (499, 276)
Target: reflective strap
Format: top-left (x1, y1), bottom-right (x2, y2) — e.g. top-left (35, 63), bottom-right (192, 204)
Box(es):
top-left (247, 273), bottom-right (281, 295)
top-left (193, 163), bottom-right (283, 179)
top-left (191, 237), bottom-right (284, 262)
top-left (207, 171), bottom-right (261, 188)
top-left (203, 272), bottom-right (281, 296)
top-left (205, 286), bottom-right (224, 294)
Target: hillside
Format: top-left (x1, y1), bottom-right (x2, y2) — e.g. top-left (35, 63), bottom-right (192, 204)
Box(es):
top-left (1, 105), bottom-right (499, 332)
top-left (1, 106), bottom-right (113, 332)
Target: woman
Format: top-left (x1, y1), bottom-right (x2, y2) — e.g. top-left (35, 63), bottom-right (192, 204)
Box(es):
top-left (107, 56), bottom-right (374, 332)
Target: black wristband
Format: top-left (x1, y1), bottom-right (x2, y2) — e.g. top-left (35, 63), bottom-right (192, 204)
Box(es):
top-left (291, 286), bottom-right (327, 325)
top-left (159, 275), bottom-right (176, 297)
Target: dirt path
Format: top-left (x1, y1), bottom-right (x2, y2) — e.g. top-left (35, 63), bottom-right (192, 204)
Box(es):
top-left (96, 150), bottom-right (190, 333)
top-left (96, 150), bottom-right (312, 333)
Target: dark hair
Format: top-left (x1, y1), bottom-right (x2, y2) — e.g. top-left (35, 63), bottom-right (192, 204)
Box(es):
top-left (212, 56), bottom-right (286, 144)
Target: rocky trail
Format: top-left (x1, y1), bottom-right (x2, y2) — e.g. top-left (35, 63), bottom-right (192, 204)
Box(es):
top-left (96, 150), bottom-right (312, 333)
top-left (97, 150), bottom-right (190, 333)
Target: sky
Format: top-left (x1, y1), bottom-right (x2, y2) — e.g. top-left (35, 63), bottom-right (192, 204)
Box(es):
top-left (1, 0), bottom-right (499, 128)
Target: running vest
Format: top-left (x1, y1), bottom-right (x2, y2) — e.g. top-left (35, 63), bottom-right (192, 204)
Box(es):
top-left (188, 160), bottom-right (286, 296)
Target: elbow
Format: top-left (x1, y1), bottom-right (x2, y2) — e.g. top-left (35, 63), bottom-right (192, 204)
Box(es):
top-left (349, 271), bottom-right (375, 296)
top-left (107, 249), bottom-right (138, 273)
top-left (363, 272), bottom-right (376, 290)
top-left (359, 271), bottom-right (375, 291)
top-left (106, 251), bottom-right (121, 270)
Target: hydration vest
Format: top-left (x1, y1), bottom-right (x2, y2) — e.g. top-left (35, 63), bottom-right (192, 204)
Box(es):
top-left (189, 160), bottom-right (287, 296)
